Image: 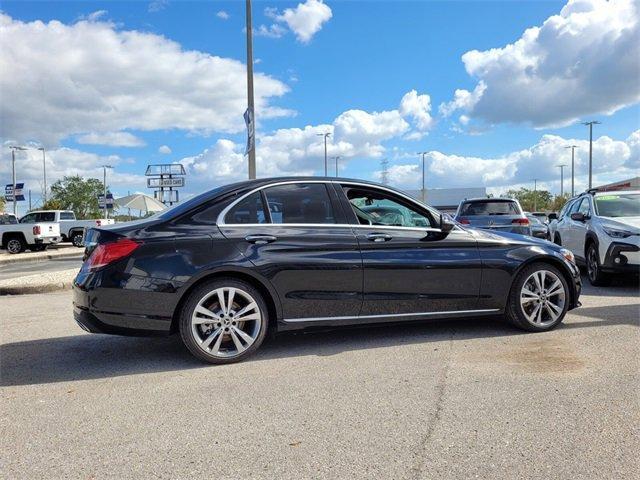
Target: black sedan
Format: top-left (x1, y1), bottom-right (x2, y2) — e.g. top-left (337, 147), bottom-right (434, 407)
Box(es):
top-left (73, 177), bottom-right (581, 364)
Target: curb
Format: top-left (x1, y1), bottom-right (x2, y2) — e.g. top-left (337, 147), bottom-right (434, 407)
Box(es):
top-left (0, 249), bottom-right (83, 266)
top-left (0, 268), bottom-right (78, 296)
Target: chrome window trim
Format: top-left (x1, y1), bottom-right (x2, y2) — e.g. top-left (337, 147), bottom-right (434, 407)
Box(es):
top-left (217, 179), bottom-right (457, 233)
top-left (283, 308), bottom-right (501, 323)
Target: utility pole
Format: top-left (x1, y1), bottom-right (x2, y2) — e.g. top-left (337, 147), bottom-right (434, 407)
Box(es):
top-left (418, 151), bottom-right (427, 203)
top-left (533, 178), bottom-right (539, 212)
top-left (564, 145), bottom-right (578, 197)
top-left (245, 0), bottom-right (256, 179)
top-left (333, 156), bottom-right (340, 177)
top-left (317, 132), bottom-right (331, 176)
top-left (101, 165), bottom-right (113, 220)
top-left (380, 158), bottom-right (389, 185)
top-left (38, 147), bottom-right (47, 204)
top-left (582, 121), bottom-right (600, 189)
top-left (9, 146), bottom-right (27, 216)
top-left (557, 164), bottom-right (567, 198)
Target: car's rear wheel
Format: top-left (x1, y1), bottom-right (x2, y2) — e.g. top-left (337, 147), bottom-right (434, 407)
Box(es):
top-left (179, 279), bottom-right (268, 364)
top-left (71, 232), bottom-right (84, 247)
top-left (586, 242), bottom-right (610, 286)
top-left (505, 262), bottom-right (569, 332)
top-left (6, 237), bottom-right (26, 254)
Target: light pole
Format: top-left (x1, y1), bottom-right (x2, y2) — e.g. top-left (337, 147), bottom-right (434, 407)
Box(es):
top-left (333, 156), bottom-right (340, 177)
top-left (38, 147), bottom-right (47, 204)
top-left (317, 132), bottom-right (331, 176)
top-left (245, 0), bottom-right (256, 179)
top-left (582, 121), bottom-right (600, 189)
top-left (564, 145), bottom-right (578, 197)
top-left (9, 146), bottom-right (27, 216)
top-left (101, 165), bottom-right (113, 219)
top-left (556, 164), bottom-right (567, 198)
top-left (533, 178), bottom-right (539, 212)
top-left (418, 151), bottom-right (427, 203)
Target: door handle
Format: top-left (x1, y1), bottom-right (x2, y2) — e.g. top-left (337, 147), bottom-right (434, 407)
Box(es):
top-left (244, 234), bottom-right (277, 245)
top-left (366, 233), bottom-right (392, 242)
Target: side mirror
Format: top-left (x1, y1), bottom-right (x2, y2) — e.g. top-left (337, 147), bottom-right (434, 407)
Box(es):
top-left (570, 212), bottom-right (585, 222)
top-left (547, 212), bottom-right (558, 221)
top-left (439, 213), bottom-right (455, 234)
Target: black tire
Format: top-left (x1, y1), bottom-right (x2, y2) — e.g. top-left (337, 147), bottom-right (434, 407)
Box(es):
top-left (71, 232), bottom-right (84, 247)
top-left (179, 278), bottom-right (269, 364)
top-left (586, 242), bottom-right (610, 286)
top-left (5, 236), bottom-right (26, 254)
top-left (553, 234), bottom-right (562, 246)
top-left (505, 262), bottom-right (570, 332)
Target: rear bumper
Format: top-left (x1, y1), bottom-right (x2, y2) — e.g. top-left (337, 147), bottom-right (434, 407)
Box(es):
top-left (35, 236), bottom-right (60, 245)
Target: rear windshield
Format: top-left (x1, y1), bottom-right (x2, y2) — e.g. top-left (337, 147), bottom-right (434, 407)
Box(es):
top-left (460, 200), bottom-right (519, 216)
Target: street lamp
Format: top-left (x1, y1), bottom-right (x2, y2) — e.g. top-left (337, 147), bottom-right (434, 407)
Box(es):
top-left (9, 146), bottom-right (27, 215)
top-left (556, 164), bottom-right (567, 198)
top-left (582, 121), bottom-right (600, 189)
top-left (317, 132), bottom-right (331, 176)
top-left (37, 147), bottom-right (47, 204)
top-left (245, 0), bottom-right (256, 179)
top-left (417, 151), bottom-right (428, 203)
top-left (333, 156), bottom-right (340, 177)
top-left (532, 178), bottom-right (539, 212)
top-left (564, 145), bottom-right (578, 197)
top-left (101, 165), bottom-right (113, 220)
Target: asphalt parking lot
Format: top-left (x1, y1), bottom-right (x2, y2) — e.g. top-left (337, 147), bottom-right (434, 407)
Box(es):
top-left (1, 278), bottom-right (638, 479)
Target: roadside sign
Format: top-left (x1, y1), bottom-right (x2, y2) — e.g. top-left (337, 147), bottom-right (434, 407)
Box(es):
top-left (147, 177), bottom-right (185, 188)
top-left (98, 193), bottom-right (114, 209)
top-left (154, 189), bottom-right (179, 203)
top-left (244, 108), bottom-right (255, 155)
top-left (5, 183), bottom-right (25, 202)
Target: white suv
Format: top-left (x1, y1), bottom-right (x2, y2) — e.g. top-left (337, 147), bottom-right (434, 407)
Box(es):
top-left (550, 190), bottom-right (639, 285)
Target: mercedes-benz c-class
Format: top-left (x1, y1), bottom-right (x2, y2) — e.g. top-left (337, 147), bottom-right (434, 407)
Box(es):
top-left (73, 178), bottom-right (581, 364)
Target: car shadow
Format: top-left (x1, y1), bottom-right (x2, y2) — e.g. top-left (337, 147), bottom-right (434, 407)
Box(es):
top-left (1, 309), bottom-right (636, 388)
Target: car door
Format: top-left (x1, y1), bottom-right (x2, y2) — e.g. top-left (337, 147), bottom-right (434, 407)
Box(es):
top-left (566, 198), bottom-right (590, 258)
top-left (336, 183), bottom-right (482, 316)
top-left (217, 181), bottom-right (363, 322)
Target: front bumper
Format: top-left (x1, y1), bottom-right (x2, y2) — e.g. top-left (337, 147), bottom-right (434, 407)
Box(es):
top-left (601, 242), bottom-right (640, 274)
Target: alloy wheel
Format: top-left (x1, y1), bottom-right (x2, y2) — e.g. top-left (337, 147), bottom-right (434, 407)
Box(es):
top-left (520, 269), bottom-right (566, 327)
top-left (587, 247), bottom-right (599, 282)
top-left (191, 287), bottom-right (262, 358)
top-left (7, 239), bottom-right (22, 254)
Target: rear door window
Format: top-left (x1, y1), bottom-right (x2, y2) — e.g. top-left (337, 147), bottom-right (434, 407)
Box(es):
top-left (60, 212), bottom-right (75, 220)
top-left (460, 200), bottom-right (519, 215)
top-left (263, 183), bottom-right (336, 224)
top-left (225, 192), bottom-right (268, 224)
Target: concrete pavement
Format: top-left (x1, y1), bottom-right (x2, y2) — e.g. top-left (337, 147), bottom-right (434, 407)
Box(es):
top-left (1, 281), bottom-right (638, 479)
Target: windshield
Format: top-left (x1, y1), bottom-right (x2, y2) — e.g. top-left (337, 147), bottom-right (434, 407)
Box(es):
top-left (460, 200), bottom-right (519, 216)
top-left (526, 215), bottom-right (542, 224)
top-left (594, 193), bottom-right (640, 218)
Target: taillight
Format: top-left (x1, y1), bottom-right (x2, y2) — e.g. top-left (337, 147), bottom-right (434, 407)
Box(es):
top-left (458, 217), bottom-right (471, 225)
top-left (84, 238), bottom-right (141, 271)
top-left (33, 225), bottom-right (41, 235)
top-left (512, 218), bottom-right (530, 225)
top-left (96, 220), bottom-right (102, 226)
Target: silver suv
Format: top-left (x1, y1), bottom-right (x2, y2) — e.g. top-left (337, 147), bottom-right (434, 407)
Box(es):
top-left (550, 190), bottom-right (639, 285)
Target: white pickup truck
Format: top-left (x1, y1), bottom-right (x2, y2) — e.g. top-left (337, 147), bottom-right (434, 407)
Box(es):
top-left (0, 212), bottom-right (62, 253)
top-left (19, 210), bottom-right (115, 247)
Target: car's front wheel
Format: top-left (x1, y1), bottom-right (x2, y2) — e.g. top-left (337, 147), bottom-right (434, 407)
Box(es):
top-left (179, 278), bottom-right (268, 364)
top-left (505, 262), bottom-right (570, 332)
top-left (586, 242), bottom-right (610, 286)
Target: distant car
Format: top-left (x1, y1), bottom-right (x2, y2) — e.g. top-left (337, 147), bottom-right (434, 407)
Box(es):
top-left (20, 210), bottom-right (115, 247)
top-left (0, 212), bottom-right (18, 225)
top-left (525, 213), bottom-right (550, 239)
top-left (530, 212), bottom-right (549, 224)
top-left (454, 198), bottom-right (532, 236)
top-left (552, 190), bottom-right (640, 285)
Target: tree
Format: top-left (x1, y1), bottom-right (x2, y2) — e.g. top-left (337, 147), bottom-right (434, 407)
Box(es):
top-left (504, 187), bottom-right (553, 212)
top-left (0, 195), bottom-right (5, 212)
top-left (48, 175), bottom-right (106, 219)
top-left (550, 194), bottom-right (570, 213)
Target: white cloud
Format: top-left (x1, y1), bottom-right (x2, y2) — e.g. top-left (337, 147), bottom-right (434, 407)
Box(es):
top-left (0, 14), bottom-right (291, 146)
top-left (158, 145), bottom-right (172, 155)
top-left (399, 90), bottom-right (434, 132)
top-left (262, 0), bottom-right (332, 43)
top-left (79, 10), bottom-right (108, 22)
top-left (148, 0), bottom-right (169, 13)
top-left (216, 11), bottom-right (230, 20)
top-left (77, 131), bottom-right (145, 147)
top-left (440, 0), bottom-right (640, 127)
top-left (381, 130), bottom-right (639, 192)
top-left (254, 23), bottom-right (288, 39)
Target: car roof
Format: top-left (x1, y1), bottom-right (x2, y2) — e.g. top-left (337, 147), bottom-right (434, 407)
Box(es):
top-left (593, 189), bottom-right (640, 196)
top-left (461, 197), bottom-right (518, 203)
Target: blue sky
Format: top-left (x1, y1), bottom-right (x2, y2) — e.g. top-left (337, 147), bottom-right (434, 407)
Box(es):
top-left (1, 0), bottom-right (638, 214)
